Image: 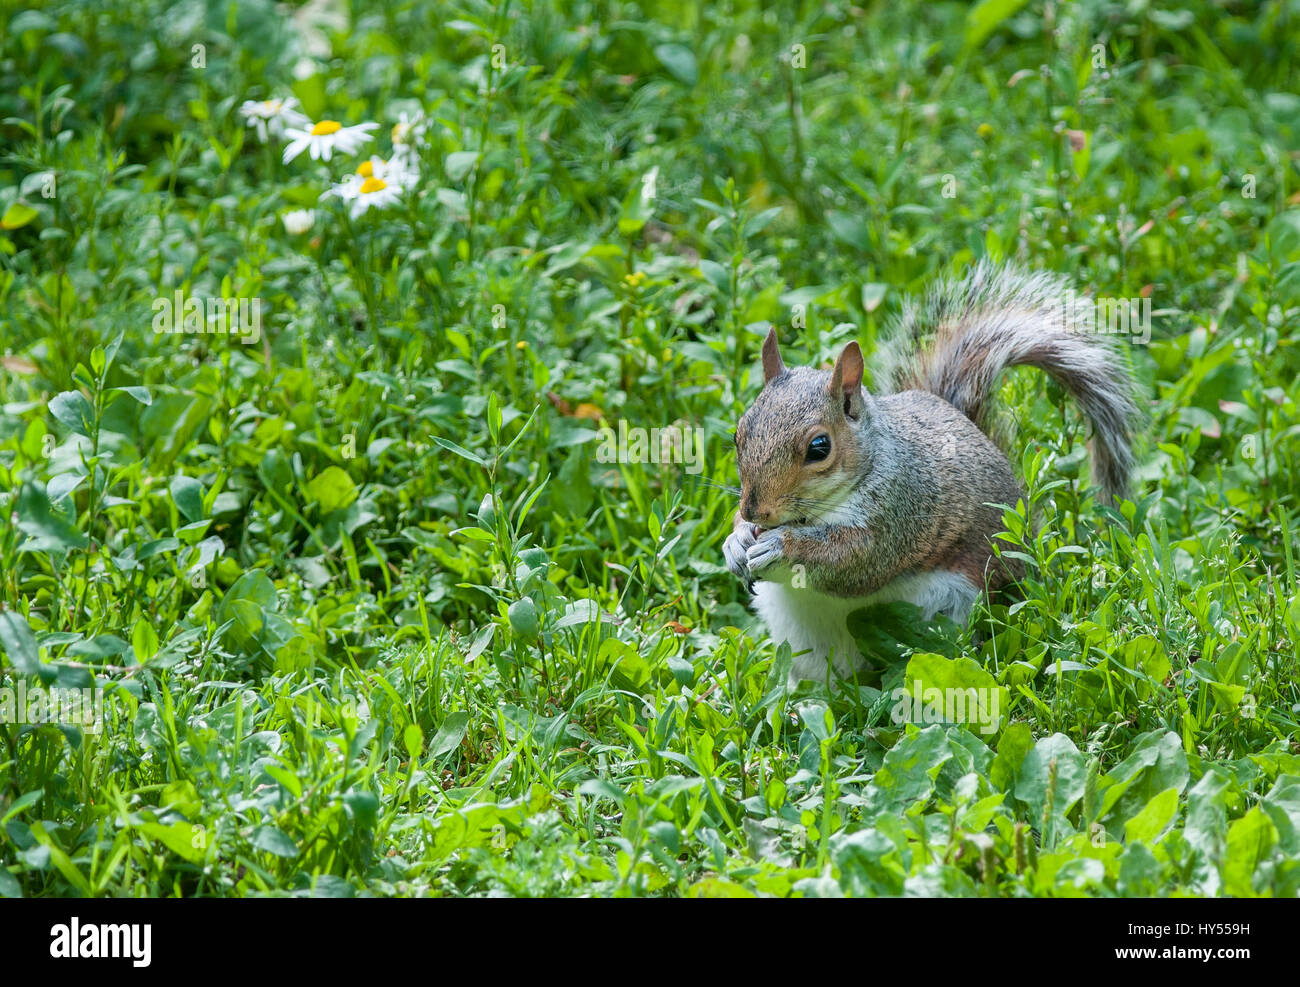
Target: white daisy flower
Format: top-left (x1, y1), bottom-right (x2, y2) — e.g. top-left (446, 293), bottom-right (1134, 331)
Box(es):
top-left (282, 209), bottom-right (315, 235)
top-left (323, 170), bottom-right (405, 219)
top-left (239, 97), bottom-right (311, 142)
top-left (390, 110), bottom-right (429, 150)
top-left (355, 154), bottom-right (419, 188)
top-left (282, 119), bottom-right (379, 164)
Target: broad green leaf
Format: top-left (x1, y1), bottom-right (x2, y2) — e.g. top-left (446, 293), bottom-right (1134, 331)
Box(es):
top-left (48, 390), bottom-right (94, 436)
top-left (1014, 733), bottom-right (1088, 837)
top-left (305, 466), bottom-right (358, 514)
top-left (15, 482), bottom-right (87, 554)
top-left (1184, 767), bottom-right (1233, 882)
top-left (0, 611), bottom-right (41, 675)
top-left (1117, 843), bottom-right (1163, 896)
top-left (577, 778), bottom-right (624, 803)
top-left (1, 790), bottom-right (43, 824)
top-left (140, 820), bottom-right (206, 863)
top-left (290, 72), bottom-right (326, 119)
top-left (422, 785), bottom-right (549, 860)
top-left (896, 651), bottom-right (1008, 736)
top-left (1097, 731), bottom-right (1189, 827)
top-left (990, 721), bottom-right (1033, 791)
top-left (965, 0), bottom-right (1032, 48)
top-left (262, 764), bottom-right (302, 800)
top-left (826, 210), bottom-right (871, 251)
top-left (870, 725), bottom-right (953, 809)
top-left (698, 259), bottom-right (729, 292)
top-left (847, 601), bottom-right (960, 663)
top-left (250, 824), bottom-right (299, 858)
top-left (430, 712), bottom-right (470, 758)
top-left (653, 43), bottom-right (698, 86)
top-left (618, 166), bottom-right (658, 238)
top-left (0, 867), bottom-right (21, 898)
top-left (170, 475), bottom-right (206, 523)
top-left (1223, 808), bottom-right (1274, 897)
top-left (132, 619), bottom-right (159, 665)
top-left (1123, 787), bottom-right (1180, 844)
top-left (1261, 777), bottom-right (1300, 853)
top-left (343, 790), bottom-right (379, 828)
top-left (216, 571), bottom-right (278, 652)
top-left (68, 635), bottom-right (131, 661)
top-left (1121, 635), bottom-right (1170, 698)
top-left (832, 828), bottom-right (908, 897)
top-left (445, 151), bottom-right (479, 182)
top-left (403, 723), bottom-right (424, 760)
top-left (465, 623), bottom-right (495, 661)
top-left (507, 597), bottom-right (540, 643)
top-left (110, 385), bottom-right (152, 405)
top-left (602, 637), bottom-right (651, 692)
top-left (1, 201), bottom-right (38, 230)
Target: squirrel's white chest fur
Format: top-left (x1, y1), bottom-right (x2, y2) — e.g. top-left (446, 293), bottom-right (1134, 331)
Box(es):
top-left (753, 570), bottom-right (979, 685)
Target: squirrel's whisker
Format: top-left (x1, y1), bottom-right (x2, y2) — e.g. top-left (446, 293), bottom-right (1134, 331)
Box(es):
top-left (692, 477), bottom-right (741, 495)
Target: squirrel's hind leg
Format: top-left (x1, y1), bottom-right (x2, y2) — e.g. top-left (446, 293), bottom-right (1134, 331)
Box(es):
top-left (898, 569), bottom-right (981, 623)
top-left (762, 569), bottom-right (982, 686)
top-left (750, 580), bottom-right (864, 686)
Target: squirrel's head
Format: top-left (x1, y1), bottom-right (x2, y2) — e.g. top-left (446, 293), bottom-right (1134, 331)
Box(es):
top-left (734, 328), bottom-right (874, 527)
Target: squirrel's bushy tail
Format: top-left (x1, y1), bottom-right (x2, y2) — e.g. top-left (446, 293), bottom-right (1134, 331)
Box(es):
top-left (887, 261), bottom-right (1139, 502)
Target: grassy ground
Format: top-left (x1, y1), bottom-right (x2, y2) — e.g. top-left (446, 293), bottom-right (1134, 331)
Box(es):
top-left (1, 0), bottom-right (1298, 897)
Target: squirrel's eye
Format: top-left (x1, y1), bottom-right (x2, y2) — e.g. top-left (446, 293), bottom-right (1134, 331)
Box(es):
top-left (805, 434), bottom-right (831, 463)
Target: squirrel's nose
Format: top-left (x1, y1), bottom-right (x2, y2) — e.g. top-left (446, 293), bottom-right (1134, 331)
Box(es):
top-left (742, 488), bottom-right (777, 525)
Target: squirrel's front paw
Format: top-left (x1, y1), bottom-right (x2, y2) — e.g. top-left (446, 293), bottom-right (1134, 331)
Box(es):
top-left (723, 523), bottom-right (758, 581)
top-left (745, 528), bottom-right (786, 574)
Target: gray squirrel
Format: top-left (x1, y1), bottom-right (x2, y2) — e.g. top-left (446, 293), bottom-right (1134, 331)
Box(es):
top-left (723, 262), bottom-right (1140, 684)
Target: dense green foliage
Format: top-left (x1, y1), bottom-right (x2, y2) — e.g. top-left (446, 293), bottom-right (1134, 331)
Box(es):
top-left (1, 0), bottom-right (1299, 897)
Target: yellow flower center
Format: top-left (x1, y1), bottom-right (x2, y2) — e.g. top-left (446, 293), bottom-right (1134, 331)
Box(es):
top-left (360, 177), bottom-right (387, 194)
top-left (392, 123), bottom-right (409, 144)
top-left (311, 120), bottom-right (342, 136)
top-left (356, 160), bottom-right (376, 177)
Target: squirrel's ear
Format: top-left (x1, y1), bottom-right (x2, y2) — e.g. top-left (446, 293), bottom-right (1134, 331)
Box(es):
top-left (761, 327), bottom-right (786, 384)
top-left (828, 341), bottom-right (866, 419)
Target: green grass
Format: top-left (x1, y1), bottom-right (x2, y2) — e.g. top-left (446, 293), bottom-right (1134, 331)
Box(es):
top-left (0, 0), bottom-right (1298, 897)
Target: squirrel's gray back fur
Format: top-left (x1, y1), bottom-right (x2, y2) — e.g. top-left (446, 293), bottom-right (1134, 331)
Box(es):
top-left (880, 260), bottom-right (1139, 501)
